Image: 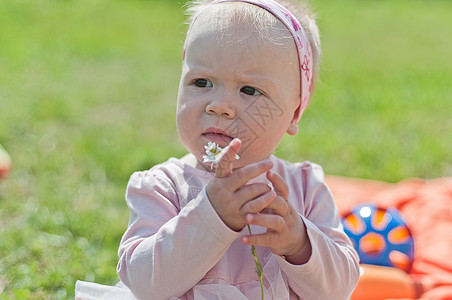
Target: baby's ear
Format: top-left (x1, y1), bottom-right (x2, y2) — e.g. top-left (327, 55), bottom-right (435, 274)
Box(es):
top-left (286, 105), bottom-right (300, 136)
top-left (287, 118), bottom-right (299, 136)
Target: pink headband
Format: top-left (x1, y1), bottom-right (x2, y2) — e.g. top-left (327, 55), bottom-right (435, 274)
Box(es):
top-left (184, 0), bottom-right (313, 122)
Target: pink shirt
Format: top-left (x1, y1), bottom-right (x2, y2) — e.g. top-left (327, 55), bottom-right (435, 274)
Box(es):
top-left (117, 156), bottom-right (360, 299)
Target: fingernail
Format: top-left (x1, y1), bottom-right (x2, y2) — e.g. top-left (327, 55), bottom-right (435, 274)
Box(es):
top-left (246, 214), bottom-right (253, 223)
top-left (231, 138), bottom-right (241, 146)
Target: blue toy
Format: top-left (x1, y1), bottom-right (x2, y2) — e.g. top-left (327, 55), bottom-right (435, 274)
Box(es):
top-left (341, 203), bottom-right (414, 272)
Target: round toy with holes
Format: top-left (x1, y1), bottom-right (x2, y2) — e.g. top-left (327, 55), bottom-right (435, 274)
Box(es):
top-left (341, 203), bottom-right (414, 272)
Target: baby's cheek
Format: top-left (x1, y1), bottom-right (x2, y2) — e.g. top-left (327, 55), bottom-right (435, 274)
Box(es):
top-left (243, 98), bottom-right (285, 131)
top-left (224, 116), bottom-right (260, 156)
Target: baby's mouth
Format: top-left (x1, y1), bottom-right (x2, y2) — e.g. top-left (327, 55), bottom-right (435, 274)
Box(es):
top-left (202, 128), bottom-right (233, 147)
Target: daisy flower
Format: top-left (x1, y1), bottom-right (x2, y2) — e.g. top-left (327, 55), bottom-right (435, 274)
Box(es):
top-left (203, 141), bottom-right (239, 168)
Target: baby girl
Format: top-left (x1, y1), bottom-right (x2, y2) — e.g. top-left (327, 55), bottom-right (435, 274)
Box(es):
top-left (78, 0), bottom-right (361, 299)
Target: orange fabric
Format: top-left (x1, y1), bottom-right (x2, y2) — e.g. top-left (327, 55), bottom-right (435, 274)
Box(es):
top-left (352, 265), bottom-right (417, 300)
top-left (326, 176), bottom-right (452, 300)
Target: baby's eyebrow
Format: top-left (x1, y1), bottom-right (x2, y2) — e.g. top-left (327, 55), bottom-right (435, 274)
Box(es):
top-left (183, 60), bottom-right (214, 72)
top-left (240, 75), bottom-right (276, 90)
top-left (182, 65), bottom-right (212, 79)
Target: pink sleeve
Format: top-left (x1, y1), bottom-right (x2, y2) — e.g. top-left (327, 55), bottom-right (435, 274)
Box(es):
top-left (117, 171), bottom-right (240, 299)
top-left (277, 162), bottom-right (360, 299)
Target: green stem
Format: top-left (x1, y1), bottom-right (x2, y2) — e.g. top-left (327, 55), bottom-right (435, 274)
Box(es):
top-left (247, 224), bottom-right (264, 300)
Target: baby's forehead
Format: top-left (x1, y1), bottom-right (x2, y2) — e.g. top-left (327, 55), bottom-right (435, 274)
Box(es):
top-left (188, 2), bottom-right (293, 46)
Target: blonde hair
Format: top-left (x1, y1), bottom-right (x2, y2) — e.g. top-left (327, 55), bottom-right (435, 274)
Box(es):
top-left (184, 0), bottom-right (321, 84)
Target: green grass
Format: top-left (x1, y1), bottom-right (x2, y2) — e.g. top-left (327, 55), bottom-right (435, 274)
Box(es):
top-left (0, 0), bottom-right (451, 298)
top-left (278, 0), bottom-right (452, 180)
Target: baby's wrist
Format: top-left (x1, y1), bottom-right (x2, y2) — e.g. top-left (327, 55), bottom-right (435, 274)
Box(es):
top-left (284, 242), bottom-right (311, 265)
top-left (283, 234), bottom-right (312, 265)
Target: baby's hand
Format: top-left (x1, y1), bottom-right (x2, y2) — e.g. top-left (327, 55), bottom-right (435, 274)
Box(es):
top-left (206, 139), bottom-right (276, 231)
top-left (241, 171), bottom-right (312, 265)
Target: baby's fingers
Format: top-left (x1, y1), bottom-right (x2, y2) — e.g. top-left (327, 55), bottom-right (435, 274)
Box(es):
top-left (267, 170), bottom-right (289, 199)
top-left (245, 212), bottom-right (285, 232)
top-left (227, 159), bottom-right (273, 191)
top-left (215, 138), bottom-right (241, 178)
top-left (239, 187), bottom-right (276, 214)
top-left (241, 230), bottom-right (278, 248)
top-left (262, 195), bottom-right (292, 218)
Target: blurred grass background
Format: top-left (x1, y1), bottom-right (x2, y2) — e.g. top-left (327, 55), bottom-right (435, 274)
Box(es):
top-left (0, 0), bottom-right (451, 298)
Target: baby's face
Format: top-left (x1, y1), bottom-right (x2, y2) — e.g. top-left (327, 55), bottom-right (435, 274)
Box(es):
top-left (177, 9), bottom-right (300, 170)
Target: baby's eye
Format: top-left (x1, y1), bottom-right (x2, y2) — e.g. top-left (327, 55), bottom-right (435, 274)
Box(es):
top-left (240, 86), bottom-right (261, 96)
top-left (194, 79), bottom-right (212, 88)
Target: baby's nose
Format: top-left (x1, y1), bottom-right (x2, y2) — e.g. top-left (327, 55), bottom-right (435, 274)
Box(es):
top-left (205, 92), bottom-right (237, 119)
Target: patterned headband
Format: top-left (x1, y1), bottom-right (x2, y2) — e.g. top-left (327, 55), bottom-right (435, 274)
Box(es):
top-left (184, 0), bottom-right (313, 122)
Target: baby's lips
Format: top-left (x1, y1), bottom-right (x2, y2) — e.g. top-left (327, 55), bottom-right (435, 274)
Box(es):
top-left (202, 133), bottom-right (232, 147)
